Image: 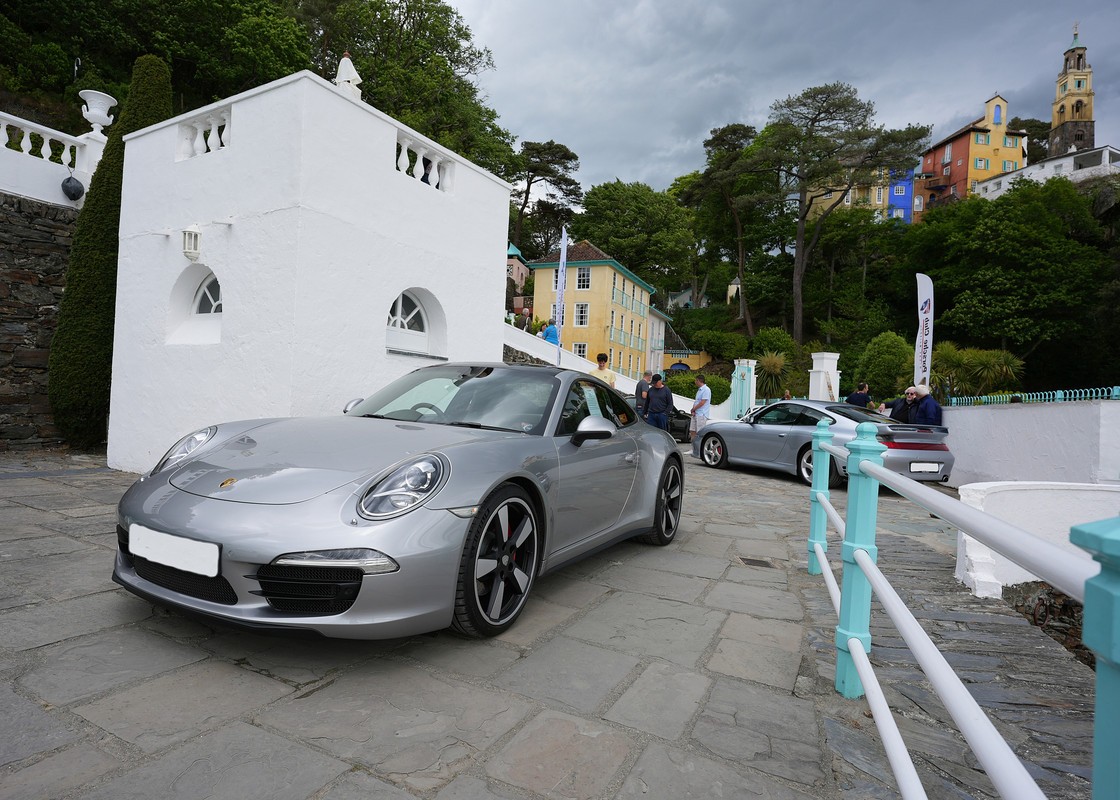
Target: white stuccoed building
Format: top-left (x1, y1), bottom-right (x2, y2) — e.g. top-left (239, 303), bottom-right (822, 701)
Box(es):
top-left (107, 67), bottom-right (512, 472)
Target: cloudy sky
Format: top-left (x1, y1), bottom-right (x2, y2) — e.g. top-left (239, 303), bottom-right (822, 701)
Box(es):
top-left (449, 0), bottom-right (1120, 192)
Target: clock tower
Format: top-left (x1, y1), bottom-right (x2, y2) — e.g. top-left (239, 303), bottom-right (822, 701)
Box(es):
top-left (1049, 25), bottom-right (1095, 155)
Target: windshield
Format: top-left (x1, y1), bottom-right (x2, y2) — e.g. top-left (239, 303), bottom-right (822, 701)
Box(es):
top-left (346, 365), bottom-right (560, 435)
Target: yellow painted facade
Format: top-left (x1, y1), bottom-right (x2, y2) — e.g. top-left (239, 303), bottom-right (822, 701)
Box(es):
top-left (964, 95), bottom-right (1023, 193)
top-left (531, 242), bottom-right (657, 381)
top-left (805, 169), bottom-right (892, 220)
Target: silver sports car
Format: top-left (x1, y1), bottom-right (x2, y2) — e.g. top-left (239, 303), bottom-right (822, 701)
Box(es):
top-left (692, 399), bottom-right (953, 486)
top-left (114, 363), bottom-right (684, 639)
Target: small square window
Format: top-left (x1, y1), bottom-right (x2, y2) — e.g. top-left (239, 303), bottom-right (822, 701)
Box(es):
top-left (573, 343), bottom-right (587, 358)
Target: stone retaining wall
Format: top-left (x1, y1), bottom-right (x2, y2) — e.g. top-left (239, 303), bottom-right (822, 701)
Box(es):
top-left (0, 190), bottom-right (75, 449)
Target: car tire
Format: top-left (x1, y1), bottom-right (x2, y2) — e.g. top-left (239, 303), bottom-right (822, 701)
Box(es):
top-left (636, 460), bottom-right (683, 546)
top-left (797, 445), bottom-right (840, 488)
top-left (700, 434), bottom-right (727, 468)
top-left (451, 484), bottom-right (539, 638)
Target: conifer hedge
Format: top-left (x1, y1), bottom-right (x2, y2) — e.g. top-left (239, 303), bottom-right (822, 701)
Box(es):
top-left (48, 55), bottom-right (172, 448)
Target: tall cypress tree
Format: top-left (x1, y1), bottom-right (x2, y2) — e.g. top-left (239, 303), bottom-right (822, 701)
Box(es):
top-left (48, 55), bottom-right (172, 447)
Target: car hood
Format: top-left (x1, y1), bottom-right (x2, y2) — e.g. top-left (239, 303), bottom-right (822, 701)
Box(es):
top-left (168, 416), bottom-right (513, 504)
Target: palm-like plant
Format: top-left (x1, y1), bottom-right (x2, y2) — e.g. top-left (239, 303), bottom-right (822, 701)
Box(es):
top-left (756, 351), bottom-right (791, 400)
top-left (964, 348), bottom-right (1024, 395)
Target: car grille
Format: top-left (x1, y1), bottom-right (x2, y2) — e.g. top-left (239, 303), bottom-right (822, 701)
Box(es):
top-left (117, 525), bottom-right (237, 605)
top-left (251, 564), bottom-right (363, 615)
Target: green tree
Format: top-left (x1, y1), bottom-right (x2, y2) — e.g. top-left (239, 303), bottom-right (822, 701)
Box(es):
top-left (753, 84), bottom-right (930, 342)
top-left (755, 351), bottom-right (791, 400)
top-left (907, 178), bottom-right (1108, 358)
top-left (572, 180), bottom-right (692, 295)
top-left (855, 331), bottom-right (913, 400)
top-left (510, 140), bottom-right (582, 247)
top-left (1009, 116), bottom-right (1050, 164)
top-left (48, 55), bottom-right (173, 446)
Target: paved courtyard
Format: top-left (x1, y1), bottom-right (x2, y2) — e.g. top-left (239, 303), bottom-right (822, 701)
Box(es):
top-left (0, 446), bottom-right (1095, 799)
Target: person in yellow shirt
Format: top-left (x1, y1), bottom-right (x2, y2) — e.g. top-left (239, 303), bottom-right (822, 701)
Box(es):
top-left (592, 353), bottom-right (616, 387)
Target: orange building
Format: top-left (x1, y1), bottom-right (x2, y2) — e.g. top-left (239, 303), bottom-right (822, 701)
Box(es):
top-left (913, 95), bottom-right (1028, 222)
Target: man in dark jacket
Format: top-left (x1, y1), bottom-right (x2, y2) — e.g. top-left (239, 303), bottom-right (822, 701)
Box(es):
top-left (642, 374), bottom-right (674, 431)
top-left (912, 384), bottom-right (943, 425)
top-left (880, 387), bottom-right (917, 423)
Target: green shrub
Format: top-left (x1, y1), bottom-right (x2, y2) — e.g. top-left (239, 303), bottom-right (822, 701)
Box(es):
top-left (751, 327), bottom-right (797, 359)
top-left (855, 332), bottom-right (913, 399)
top-left (48, 55), bottom-right (172, 447)
top-left (665, 373), bottom-right (731, 405)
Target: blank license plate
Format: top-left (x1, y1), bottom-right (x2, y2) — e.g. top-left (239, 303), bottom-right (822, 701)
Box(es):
top-left (909, 462), bottom-right (941, 473)
top-left (130, 524), bottom-right (219, 577)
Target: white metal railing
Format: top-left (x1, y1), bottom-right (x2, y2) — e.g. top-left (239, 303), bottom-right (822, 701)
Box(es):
top-left (807, 422), bottom-right (1109, 798)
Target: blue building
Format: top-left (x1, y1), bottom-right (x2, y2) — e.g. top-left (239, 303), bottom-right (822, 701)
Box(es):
top-left (887, 168), bottom-right (916, 223)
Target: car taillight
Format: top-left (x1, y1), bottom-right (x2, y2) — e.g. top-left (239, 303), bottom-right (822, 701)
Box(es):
top-left (879, 440), bottom-right (949, 451)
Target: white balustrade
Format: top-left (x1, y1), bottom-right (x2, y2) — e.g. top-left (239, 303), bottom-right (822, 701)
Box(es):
top-left (176, 107), bottom-right (231, 160)
top-left (395, 133), bottom-right (453, 192)
top-left (1, 112), bottom-right (82, 169)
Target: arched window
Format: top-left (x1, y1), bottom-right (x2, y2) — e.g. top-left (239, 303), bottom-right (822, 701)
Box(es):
top-left (1073, 100), bottom-right (1083, 119)
top-left (993, 104), bottom-right (1002, 124)
top-left (913, 195), bottom-right (924, 212)
top-left (194, 275), bottom-right (222, 314)
top-left (386, 291), bottom-right (429, 354)
top-left (1058, 105), bottom-right (1066, 122)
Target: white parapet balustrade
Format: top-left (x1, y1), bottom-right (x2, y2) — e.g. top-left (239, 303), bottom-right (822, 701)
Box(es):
top-left (0, 111), bottom-right (101, 208)
top-left (0, 112), bottom-right (83, 168)
top-left (176, 107), bottom-right (231, 160)
top-left (395, 133), bottom-right (454, 192)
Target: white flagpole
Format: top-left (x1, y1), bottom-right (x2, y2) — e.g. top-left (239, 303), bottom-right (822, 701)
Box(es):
top-left (555, 226), bottom-right (568, 365)
top-left (914, 273), bottom-right (934, 387)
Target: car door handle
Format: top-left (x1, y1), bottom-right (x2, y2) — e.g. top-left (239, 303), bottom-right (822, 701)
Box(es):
top-left (778, 433), bottom-right (786, 437)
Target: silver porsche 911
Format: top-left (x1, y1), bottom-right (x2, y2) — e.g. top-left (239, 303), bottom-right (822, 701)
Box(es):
top-left (114, 363), bottom-right (684, 639)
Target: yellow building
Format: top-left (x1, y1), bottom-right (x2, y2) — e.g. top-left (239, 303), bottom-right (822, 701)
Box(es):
top-left (805, 168), bottom-right (892, 220)
top-left (531, 240), bottom-right (656, 380)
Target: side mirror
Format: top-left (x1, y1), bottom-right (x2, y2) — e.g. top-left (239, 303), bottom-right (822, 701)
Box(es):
top-left (571, 415), bottom-right (615, 446)
top-left (342, 398), bottom-right (364, 414)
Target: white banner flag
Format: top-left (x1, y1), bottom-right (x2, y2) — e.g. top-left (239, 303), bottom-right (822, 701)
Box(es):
top-left (914, 273), bottom-right (934, 387)
top-left (555, 226), bottom-right (569, 364)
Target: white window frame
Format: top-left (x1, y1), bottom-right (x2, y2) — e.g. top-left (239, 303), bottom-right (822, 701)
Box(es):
top-left (193, 274), bottom-right (222, 315)
top-left (913, 195), bottom-right (924, 211)
top-left (573, 343), bottom-right (587, 359)
top-left (975, 157), bottom-right (989, 170)
top-left (576, 266), bottom-right (591, 290)
top-left (876, 186), bottom-right (883, 203)
top-left (386, 291), bottom-right (429, 353)
top-left (893, 185), bottom-right (905, 196)
top-left (550, 303), bottom-right (565, 326)
top-left (574, 302), bottom-right (590, 327)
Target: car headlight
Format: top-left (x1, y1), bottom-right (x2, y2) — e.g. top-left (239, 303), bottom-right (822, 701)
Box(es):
top-left (358, 454), bottom-right (447, 519)
top-left (273, 549), bottom-right (399, 575)
top-left (151, 426), bottom-right (216, 474)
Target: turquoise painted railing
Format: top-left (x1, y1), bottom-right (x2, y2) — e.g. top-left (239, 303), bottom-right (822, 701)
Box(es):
top-left (808, 421), bottom-right (1113, 799)
top-left (949, 386), bottom-right (1120, 406)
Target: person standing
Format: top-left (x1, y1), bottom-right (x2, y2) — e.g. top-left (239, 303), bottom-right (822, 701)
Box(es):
top-left (690, 374), bottom-right (711, 442)
top-left (642, 373), bottom-right (673, 431)
top-left (541, 318), bottom-right (560, 345)
top-left (846, 382), bottom-right (872, 407)
top-left (912, 384), bottom-right (943, 426)
top-left (591, 353), bottom-right (616, 387)
top-left (635, 370), bottom-right (652, 404)
top-left (880, 387), bottom-right (917, 423)
top-left (515, 308), bottom-right (532, 330)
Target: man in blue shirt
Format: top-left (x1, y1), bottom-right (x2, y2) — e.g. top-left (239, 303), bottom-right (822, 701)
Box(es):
top-left (846, 382), bottom-right (872, 407)
top-left (642, 374), bottom-right (673, 431)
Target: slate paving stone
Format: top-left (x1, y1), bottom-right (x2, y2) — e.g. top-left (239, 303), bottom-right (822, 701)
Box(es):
top-left (304, 769), bottom-right (418, 799)
top-left (499, 636), bottom-right (639, 713)
top-left (256, 661), bottom-right (533, 792)
top-left (433, 775), bottom-right (527, 799)
top-left (563, 592), bottom-right (726, 667)
top-left (0, 533), bottom-right (90, 560)
top-left (724, 562), bottom-right (789, 587)
top-left (398, 634), bottom-right (523, 678)
top-left (719, 612), bottom-right (802, 652)
top-left (485, 710), bottom-right (632, 798)
top-left (693, 678), bottom-right (825, 786)
top-left (0, 685), bottom-right (80, 767)
top-left (531, 574), bottom-right (611, 608)
top-left (76, 721), bottom-right (349, 800)
top-left (5, 548), bottom-right (115, 602)
top-left (616, 742), bottom-right (816, 799)
top-left (591, 562), bottom-right (710, 603)
top-left (0, 743), bottom-right (120, 800)
top-left (73, 661), bottom-right (293, 752)
top-left (201, 630), bottom-right (394, 685)
top-left (620, 546), bottom-right (729, 579)
top-left (704, 581), bottom-right (804, 621)
top-left (493, 596), bottom-right (579, 646)
top-left (706, 637), bottom-right (802, 691)
top-left (18, 626), bottom-right (206, 705)
top-left (0, 590), bottom-right (151, 650)
top-left (603, 661), bottom-right (712, 740)
top-left (677, 531), bottom-right (735, 558)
